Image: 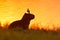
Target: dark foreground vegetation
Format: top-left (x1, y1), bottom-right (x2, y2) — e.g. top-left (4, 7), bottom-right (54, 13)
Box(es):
top-left (0, 28), bottom-right (60, 40)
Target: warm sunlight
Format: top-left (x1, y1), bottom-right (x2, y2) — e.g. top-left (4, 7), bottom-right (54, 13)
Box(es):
top-left (0, 0), bottom-right (60, 30)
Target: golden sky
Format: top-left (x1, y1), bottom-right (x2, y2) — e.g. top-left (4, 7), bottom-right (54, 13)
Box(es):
top-left (0, 0), bottom-right (60, 29)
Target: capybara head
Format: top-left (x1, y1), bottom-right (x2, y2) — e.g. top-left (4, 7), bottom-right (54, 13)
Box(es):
top-left (22, 13), bottom-right (35, 21)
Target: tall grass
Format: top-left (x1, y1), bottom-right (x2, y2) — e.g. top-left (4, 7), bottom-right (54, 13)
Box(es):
top-left (0, 28), bottom-right (60, 40)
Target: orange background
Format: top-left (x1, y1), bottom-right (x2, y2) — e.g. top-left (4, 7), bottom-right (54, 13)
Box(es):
top-left (0, 0), bottom-right (60, 29)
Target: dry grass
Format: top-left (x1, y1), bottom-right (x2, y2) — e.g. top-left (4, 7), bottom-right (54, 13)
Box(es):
top-left (0, 28), bottom-right (60, 40)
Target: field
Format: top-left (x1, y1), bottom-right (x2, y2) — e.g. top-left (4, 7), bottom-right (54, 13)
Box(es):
top-left (0, 28), bottom-right (60, 40)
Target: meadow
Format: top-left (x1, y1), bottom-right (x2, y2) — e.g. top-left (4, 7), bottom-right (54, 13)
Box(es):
top-left (0, 28), bottom-right (60, 40)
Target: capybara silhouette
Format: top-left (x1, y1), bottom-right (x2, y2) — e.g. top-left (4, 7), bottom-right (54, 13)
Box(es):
top-left (8, 9), bottom-right (35, 29)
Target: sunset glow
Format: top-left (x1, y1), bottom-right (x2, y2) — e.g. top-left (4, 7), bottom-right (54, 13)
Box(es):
top-left (0, 0), bottom-right (60, 30)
